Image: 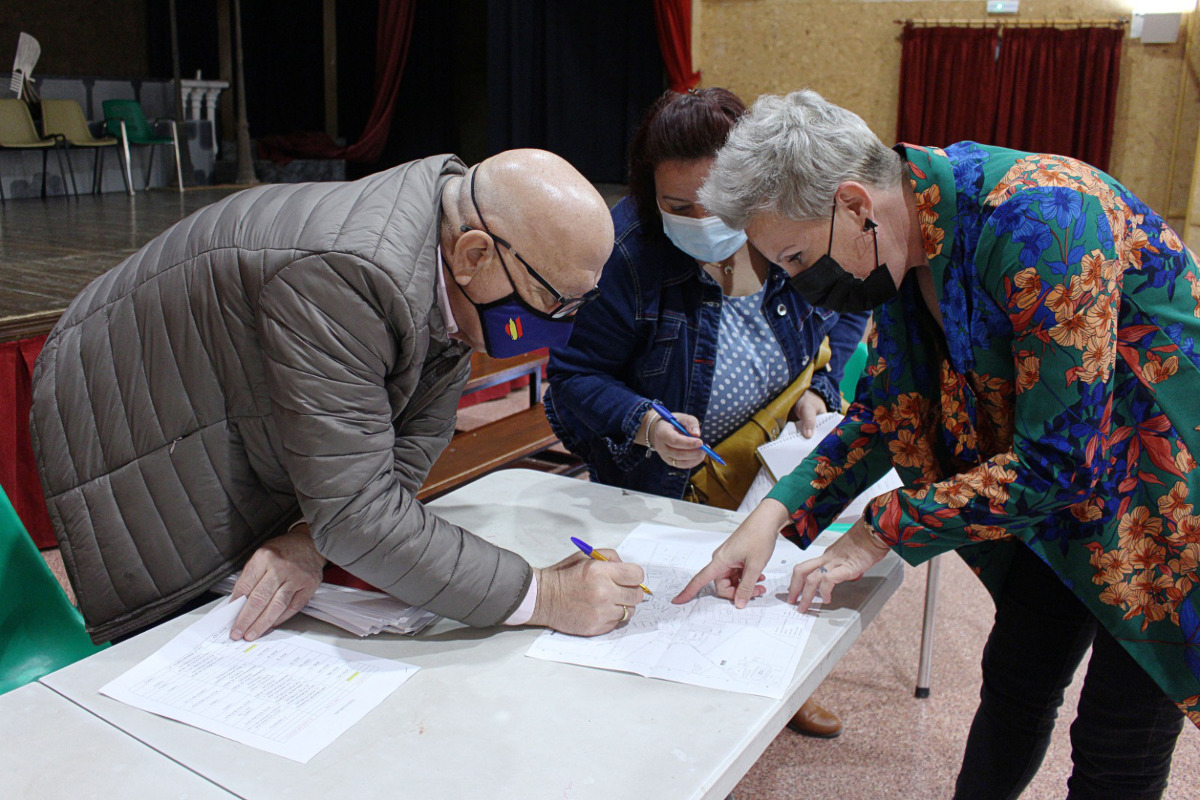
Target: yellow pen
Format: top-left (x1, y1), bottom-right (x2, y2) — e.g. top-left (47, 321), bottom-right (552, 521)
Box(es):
top-left (570, 536), bottom-right (653, 595)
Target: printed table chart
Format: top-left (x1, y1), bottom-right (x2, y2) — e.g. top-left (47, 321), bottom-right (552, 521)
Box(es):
top-left (34, 470), bottom-right (904, 800)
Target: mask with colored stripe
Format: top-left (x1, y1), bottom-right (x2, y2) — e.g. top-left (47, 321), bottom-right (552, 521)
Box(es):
top-left (462, 289), bottom-right (575, 359)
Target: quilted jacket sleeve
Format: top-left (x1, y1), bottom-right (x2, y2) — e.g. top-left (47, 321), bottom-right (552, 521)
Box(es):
top-left (256, 253), bottom-right (532, 626)
top-left (388, 364), bottom-right (465, 496)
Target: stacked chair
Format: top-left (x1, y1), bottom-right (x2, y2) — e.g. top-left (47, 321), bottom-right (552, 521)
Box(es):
top-left (0, 98), bottom-right (71, 201)
top-left (41, 99), bottom-right (131, 196)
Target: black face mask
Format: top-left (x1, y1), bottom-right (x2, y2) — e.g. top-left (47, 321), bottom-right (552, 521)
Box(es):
top-left (788, 201), bottom-right (899, 313)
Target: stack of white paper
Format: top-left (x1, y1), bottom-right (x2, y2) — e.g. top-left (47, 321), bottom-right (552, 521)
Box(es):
top-left (739, 415), bottom-right (905, 517)
top-left (214, 575), bottom-right (439, 637)
top-left (101, 598), bottom-right (420, 763)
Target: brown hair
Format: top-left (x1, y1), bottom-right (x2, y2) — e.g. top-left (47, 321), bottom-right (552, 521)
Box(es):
top-left (627, 87), bottom-right (746, 235)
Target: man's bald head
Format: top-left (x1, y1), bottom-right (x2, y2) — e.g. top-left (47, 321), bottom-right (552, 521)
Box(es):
top-left (455, 149), bottom-right (613, 308)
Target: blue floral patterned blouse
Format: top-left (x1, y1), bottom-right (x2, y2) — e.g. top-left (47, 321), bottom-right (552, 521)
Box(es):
top-left (768, 142), bottom-right (1200, 726)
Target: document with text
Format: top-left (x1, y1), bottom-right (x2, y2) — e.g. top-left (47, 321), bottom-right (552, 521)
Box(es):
top-left (526, 523), bottom-right (827, 699)
top-left (100, 597), bottom-right (419, 763)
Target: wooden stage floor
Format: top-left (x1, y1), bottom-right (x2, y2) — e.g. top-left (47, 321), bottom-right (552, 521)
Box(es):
top-left (0, 187), bottom-right (241, 331)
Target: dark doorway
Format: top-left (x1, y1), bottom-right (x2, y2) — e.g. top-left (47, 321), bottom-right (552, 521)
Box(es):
top-left (343, 0), bottom-right (490, 179)
top-left (487, 0), bottom-right (664, 183)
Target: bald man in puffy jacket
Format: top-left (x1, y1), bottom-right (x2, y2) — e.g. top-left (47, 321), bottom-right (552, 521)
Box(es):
top-left (32, 149), bottom-right (646, 643)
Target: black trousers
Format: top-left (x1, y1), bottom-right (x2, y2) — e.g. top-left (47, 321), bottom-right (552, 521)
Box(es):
top-left (953, 544), bottom-right (1185, 800)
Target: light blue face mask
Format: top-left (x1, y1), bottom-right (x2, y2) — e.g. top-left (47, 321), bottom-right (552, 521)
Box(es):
top-left (661, 211), bottom-right (748, 263)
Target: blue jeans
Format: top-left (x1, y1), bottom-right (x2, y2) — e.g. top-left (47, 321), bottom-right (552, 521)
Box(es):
top-left (954, 544), bottom-right (1185, 800)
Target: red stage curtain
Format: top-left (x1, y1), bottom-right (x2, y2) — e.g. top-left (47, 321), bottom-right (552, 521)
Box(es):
top-left (257, 0), bottom-right (416, 165)
top-left (653, 0), bottom-right (701, 93)
top-left (897, 24), bottom-right (1000, 146)
top-left (992, 27), bottom-right (1123, 171)
top-left (341, 0), bottom-right (417, 163)
top-left (0, 335), bottom-right (56, 549)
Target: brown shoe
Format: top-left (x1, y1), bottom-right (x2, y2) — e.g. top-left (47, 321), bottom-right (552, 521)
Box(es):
top-left (786, 698), bottom-right (842, 738)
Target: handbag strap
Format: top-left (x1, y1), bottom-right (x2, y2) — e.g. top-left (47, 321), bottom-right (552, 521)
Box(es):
top-left (761, 336), bottom-right (833, 421)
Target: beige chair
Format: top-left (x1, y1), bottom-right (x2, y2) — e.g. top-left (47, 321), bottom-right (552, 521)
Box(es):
top-left (40, 99), bottom-right (130, 195)
top-left (0, 98), bottom-right (70, 201)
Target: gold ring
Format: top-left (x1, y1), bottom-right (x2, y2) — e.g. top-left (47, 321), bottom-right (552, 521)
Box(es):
top-left (620, 605), bottom-right (630, 623)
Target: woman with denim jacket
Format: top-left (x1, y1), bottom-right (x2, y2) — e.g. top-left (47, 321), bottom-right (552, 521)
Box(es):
top-left (544, 88), bottom-right (868, 738)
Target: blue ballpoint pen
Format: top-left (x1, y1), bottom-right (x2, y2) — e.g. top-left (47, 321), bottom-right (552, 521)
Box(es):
top-left (570, 537), bottom-right (653, 595)
top-left (648, 402), bottom-right (727, 466)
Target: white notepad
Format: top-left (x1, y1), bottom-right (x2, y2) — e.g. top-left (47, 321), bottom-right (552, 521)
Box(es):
top-left (756, 413), bottom-right (846, 482)
top-left (739, 416), bottom-right (906, 518)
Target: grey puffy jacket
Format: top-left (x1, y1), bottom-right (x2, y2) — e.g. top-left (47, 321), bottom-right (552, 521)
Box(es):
top-left (31, 155), bottom-right (533, 643)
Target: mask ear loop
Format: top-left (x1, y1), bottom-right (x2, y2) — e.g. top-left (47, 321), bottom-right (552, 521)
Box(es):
top-left (826, 198), bottom-right (837, 255)
top-left (864, 218), bottom-right (879, 266)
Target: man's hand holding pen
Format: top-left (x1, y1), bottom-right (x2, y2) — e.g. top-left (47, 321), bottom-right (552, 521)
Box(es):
top-left (528, 549), bottom-right (648, 636)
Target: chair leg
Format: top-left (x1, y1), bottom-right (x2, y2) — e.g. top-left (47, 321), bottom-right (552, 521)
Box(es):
top-left (118, 122), bottom-right (134, 196)
top-left (915, 556), bottom-right (942, 699)
top-left (145, 146), bottom-right (155, 191)
top-left (93, 148), bottom-right (103, 194)
top-left (41, 149), bottom-right (48, 198)
top-left (58, 145), bottom-right (78, 198)
top-left (169, 121), bottom-right (184, 192)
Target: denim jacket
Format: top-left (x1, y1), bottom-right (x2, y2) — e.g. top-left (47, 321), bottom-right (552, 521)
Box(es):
top-left (545, 197), bottom-right (869, 500)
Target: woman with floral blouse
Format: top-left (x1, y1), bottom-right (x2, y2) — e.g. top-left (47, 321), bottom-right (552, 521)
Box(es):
top-left (674, 89), bottom-right (1200, 798)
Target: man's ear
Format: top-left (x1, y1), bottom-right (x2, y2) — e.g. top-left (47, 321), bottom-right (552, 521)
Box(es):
top-left (835, 182), bottom-right (874, 230)
top-left (450, 229), bottom-right (494, 287)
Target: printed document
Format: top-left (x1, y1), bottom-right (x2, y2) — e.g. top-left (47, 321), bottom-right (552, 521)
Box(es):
top-left (527, 523), bottom-right (828, 699)
top-left (100, 597), bottom-right (418, 763)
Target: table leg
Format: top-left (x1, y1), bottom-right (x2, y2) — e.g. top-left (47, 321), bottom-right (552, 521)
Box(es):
top-left (915, 557), bottom-right (941, 698)
top-left (530, 368), bottom-right (542, 406)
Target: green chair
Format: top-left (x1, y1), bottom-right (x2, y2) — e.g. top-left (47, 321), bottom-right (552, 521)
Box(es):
top-left (0, 98), bottom-right (71, 202)
top-left (0, 484), bottom-right (106, 695)
top-left (839, 341), bottom-right (869, 406)
top-left (102, 98), bottom-right (183, 194)
top-left (41, 98), bottom-right (131, 196)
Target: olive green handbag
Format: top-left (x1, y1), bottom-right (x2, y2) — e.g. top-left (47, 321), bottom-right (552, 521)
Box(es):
top-left (686, 338), bottom-right (832, 510)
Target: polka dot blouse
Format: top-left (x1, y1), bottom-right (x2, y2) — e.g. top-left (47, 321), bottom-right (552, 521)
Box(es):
top-left (701, 282), bottom-right (791, 444)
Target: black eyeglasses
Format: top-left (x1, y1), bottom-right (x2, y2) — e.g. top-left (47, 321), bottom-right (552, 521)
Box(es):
top-left (465, 168), bottom-right (600, 319)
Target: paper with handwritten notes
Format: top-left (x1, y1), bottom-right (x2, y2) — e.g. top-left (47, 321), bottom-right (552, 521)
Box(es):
top-left (99, 597), bottom-right (418, 763)
top-left (526, 523), bottom-right (826, 699)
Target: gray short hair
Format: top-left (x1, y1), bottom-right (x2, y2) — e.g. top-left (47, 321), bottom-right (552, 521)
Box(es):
top-left (698, 89), bottom-right (904, 229)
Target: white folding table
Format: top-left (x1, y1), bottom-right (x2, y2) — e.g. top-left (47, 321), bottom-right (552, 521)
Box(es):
top-left (0, 681), bottom-right (236, 798)
top-left (33, 469), bottom-right (903, 799)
